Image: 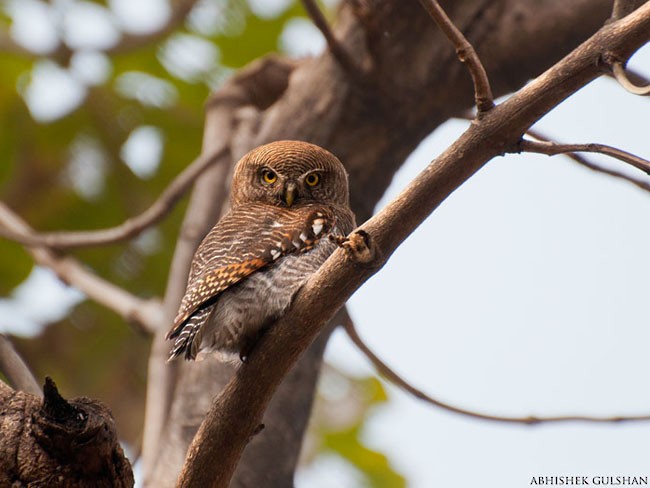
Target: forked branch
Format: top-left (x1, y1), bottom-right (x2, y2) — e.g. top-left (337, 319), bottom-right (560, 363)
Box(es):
top-left (0, 203), bottom-right (161, 334)
top-left (0, 147), bottom-right (227, 250)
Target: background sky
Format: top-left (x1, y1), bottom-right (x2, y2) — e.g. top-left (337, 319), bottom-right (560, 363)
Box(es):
top-left (1, 1), bottom-right (649, 487)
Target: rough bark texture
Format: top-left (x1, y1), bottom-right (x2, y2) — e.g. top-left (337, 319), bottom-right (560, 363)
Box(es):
top-left (144, 0), bottom-right (617, 486)
top-left (0, 378), bottom-right (133, 487)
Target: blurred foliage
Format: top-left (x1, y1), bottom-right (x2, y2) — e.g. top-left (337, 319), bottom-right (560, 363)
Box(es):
top-left (0, 0), bottom-right (404, 485)
top-left (305, 366), bottom-right (406, 487)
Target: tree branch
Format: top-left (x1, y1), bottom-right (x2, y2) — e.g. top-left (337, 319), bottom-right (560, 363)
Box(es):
top-left (0, 203), bottom-right (161, 334)
top-left (342, 311), bottom-right (650, 425)
top-left (416, 0), bottom-right (494, 114)
top-left (518, 139), bottom-right (650, 174)
top-left (176, 5), bottom-right (650, 486)
top-left (0, 334), bottom-right (42, 396)
top-left (523, 128), bottom-right (650, 193)
top-left (0, 147), bottom-right (227, 250)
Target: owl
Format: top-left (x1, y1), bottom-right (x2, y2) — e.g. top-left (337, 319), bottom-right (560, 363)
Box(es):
top-left (166, 140), bottom-right (355, 361)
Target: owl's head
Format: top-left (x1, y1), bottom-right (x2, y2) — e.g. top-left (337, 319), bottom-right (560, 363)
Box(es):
top-left (231, 140), bottom-right (350, 209)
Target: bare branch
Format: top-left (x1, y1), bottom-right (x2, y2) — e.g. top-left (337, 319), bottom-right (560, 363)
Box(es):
top-left (0, 203), bottom-right (161, 334)
top-left (612, 62), bottom-right (650, 95)
top-left (342, 311), bottom-right (650, 425)
top-left (0, 147), bottom-right (227, 250)
top-left (416, 0), bottom-right (494, 114)
top-left (0, 335), bottom-right (42, 397)
top-left (524, 128), bottom-right (650, 193)
top-left (300, 0), bottom-right (367, 80)
top-left (518, 139), bottom-right (650, 174)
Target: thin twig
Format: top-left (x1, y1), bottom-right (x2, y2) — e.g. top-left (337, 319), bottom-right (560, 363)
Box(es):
top-left (300, 0), bottom-right (367, 80)
top-left (0, 203), bottom-right (161, 334)
top-left (0, 334), bottom-right (42, 396)
top-left (342, 311), bottom-right (650, 425)
top-left (0, 147), bottom-right (227, 250)
top-left (523, 128), bottom-right (650, 193)
top-left (612, 62), bottom-right (650, 95)
top-left (416, 0), bottom-right (494, 114)
top-left (518, 138), bottom-right (650, 174)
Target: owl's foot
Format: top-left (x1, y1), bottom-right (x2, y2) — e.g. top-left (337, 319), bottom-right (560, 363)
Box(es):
top-left (331, 230), bottom-right (376, 265)
top-left (238, 327), bottom-right (269, 363)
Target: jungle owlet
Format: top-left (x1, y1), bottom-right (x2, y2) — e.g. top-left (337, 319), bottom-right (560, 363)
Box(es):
top-left (166, 140), bottom-right (355, 361)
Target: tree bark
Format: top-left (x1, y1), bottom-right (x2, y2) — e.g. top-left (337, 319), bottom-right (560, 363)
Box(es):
top-left (145, 0), bottom-right (616, 486)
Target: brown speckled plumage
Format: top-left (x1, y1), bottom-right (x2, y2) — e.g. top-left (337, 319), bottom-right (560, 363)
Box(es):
top-left (167, 141), bottom-right (355, 360)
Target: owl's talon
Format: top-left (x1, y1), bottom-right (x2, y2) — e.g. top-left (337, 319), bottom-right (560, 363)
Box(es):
top-left (337, 230), bottom-right (375, 264)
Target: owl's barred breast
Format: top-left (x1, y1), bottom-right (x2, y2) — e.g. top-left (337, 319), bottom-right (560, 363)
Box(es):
top-left (196, 235), bottom-right (338, 361)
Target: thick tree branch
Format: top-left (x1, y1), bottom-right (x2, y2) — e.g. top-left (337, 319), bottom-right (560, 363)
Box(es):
top-left (0, 335), bottom-right (42, 397)
top-left (176, 6), bottom-right (650, 486)
top-left (0, 148), bottom-right (227, 250)
top-left (342, 312), bottom-right (650, 425)
top-left (518, 139), bottom-right (650, 174)
top-left (416, 0), bottom-right (494, 114)
top-left (0, 203), bottom-right (160, 334)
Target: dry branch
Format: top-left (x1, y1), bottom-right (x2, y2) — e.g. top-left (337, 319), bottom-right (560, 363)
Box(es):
top-left (417, 0), bottom-right (494, 114)
top-left (518, 139), bottom-right (650, 174)
top-left (0, 148), bottom-right (228, 250)
top-left (523, 128), bottom-right (650, 193)
top-left (176, 5), bottom-right (650, 486)
top-left (342, 312), bottom-right (650, 425)
top-left (0, 203), bottom-right (161, 334)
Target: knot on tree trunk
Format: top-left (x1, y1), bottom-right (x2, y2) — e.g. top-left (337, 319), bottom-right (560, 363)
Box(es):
top-left (0, 377), bottom-right (134, 488)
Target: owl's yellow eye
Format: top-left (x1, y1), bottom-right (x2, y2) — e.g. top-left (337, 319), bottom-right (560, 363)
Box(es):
top-left (261, 169), bottom-right (277, 185)
top-left (305, 173), bottom-right (320, 187)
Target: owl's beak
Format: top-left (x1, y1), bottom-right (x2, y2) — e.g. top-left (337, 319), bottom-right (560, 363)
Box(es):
top-left (283, 182), bottom-right (297, 207)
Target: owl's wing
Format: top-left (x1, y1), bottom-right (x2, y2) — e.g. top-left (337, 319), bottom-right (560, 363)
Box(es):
top-left (166, 203), bottom-right (339, 342)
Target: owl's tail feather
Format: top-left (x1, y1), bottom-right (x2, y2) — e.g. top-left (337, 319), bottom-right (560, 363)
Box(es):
top-left (167, 305), bottom-right (213, 361)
